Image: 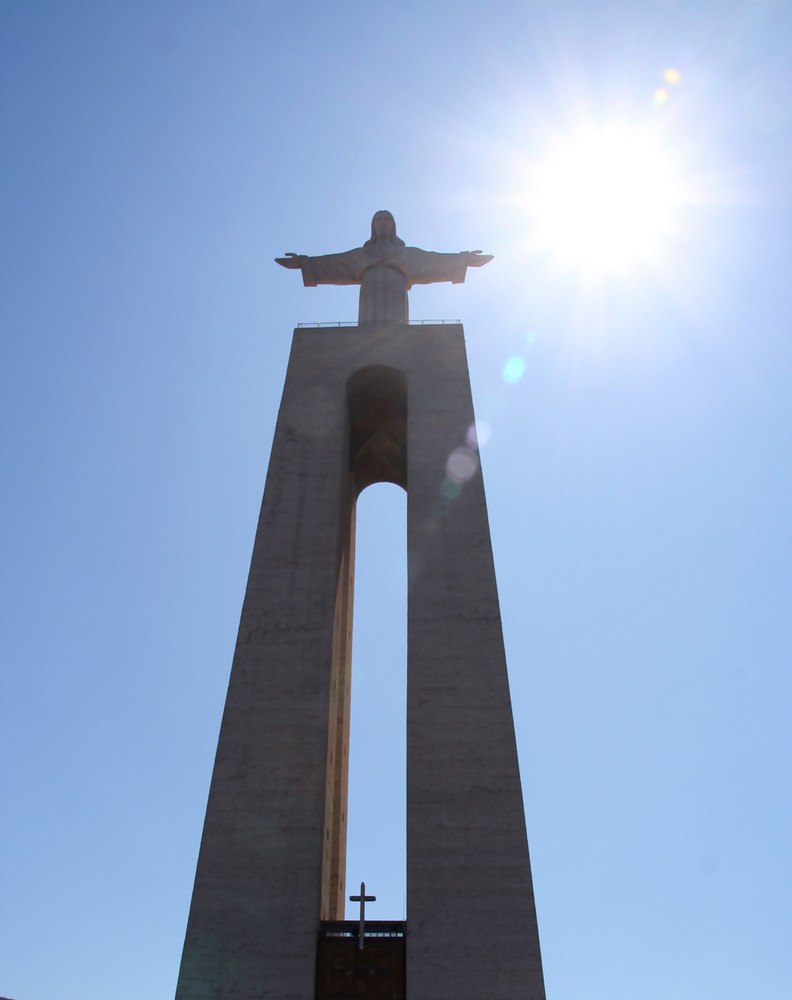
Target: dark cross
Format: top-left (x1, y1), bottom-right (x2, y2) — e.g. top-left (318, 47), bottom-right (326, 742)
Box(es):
top-left (349, 881), bottom-right (376, 950)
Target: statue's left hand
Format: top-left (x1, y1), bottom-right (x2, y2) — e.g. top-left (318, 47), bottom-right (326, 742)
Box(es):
top-left (275, 253), bottom-right (303, 269)
top-left (465, 251), bottom-right (493, 267)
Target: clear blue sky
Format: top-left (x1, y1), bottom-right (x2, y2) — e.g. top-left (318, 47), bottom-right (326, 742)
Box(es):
top-left (1, 2), bottom-right (790, 998)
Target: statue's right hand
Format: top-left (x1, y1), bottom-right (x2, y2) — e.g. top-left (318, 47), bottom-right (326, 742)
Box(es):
top-left (465, 251), bottom-right (493, 267)
top-left (275, 253), bottom-right (303, 269)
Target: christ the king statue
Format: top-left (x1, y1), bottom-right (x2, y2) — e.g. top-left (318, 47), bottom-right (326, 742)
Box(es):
top-left (276, 210), bottom-right (492, 323)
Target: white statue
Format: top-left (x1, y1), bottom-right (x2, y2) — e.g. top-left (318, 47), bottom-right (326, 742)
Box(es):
top-left (276, 210), bottom-right (492, 323)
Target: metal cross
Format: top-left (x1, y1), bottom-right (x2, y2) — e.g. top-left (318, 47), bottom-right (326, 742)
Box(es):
top-left (349, 881), bottom-right (376, 950)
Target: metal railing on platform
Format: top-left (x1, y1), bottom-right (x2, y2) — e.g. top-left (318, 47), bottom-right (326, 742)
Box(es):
top-left (296, 319), bottom-right (461, 328)
top-left (319, 920), bottom-right (406, 938)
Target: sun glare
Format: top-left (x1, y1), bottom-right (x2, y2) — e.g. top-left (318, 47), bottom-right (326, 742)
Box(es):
top-left (526, 122), bottom-right (686, 279)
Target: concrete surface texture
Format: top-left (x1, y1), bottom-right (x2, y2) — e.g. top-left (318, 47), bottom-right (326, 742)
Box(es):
top-left (175, 323), bottom-right (545, 1000)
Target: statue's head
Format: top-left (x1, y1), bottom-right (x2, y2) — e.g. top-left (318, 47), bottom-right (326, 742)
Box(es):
top-left (365, 210), bottom-right (405, 247)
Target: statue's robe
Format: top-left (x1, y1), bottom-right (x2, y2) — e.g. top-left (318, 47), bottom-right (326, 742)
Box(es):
top-left (292, 243), bottom-right (471, 323)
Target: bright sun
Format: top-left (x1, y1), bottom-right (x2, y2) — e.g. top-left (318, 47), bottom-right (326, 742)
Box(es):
top-left (525, 121), bottom-right (686, 279)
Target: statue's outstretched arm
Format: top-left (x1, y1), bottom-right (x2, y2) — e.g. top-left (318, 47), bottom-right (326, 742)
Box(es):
top-left (403, 247), bottom-right (494, 286)
top-left (275, 253), bottom-right (303, 269)
top-left (465, 251), bottom-right (493, 267)
top-left (275, 250), bottom-right (361, 287)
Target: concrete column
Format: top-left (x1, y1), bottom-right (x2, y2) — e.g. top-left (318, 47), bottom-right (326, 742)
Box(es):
top-left (406, 327), bottom-right (545, 999)
top-left (175, 330), bottom-right (354, 1000)
top-left (175, 324), bottom-right (544, 1000)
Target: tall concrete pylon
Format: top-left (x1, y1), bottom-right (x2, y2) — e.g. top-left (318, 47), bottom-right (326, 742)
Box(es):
top-left (175, 219), bottom-right (545, 1000)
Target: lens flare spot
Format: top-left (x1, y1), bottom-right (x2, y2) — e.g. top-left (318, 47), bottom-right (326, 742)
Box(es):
top-left (440, 477), bottom-right (462, 500)
top-left (446, 446), bottom-right (478, 484)
top-left (502, 356), bottom-right (526, 384)
top-left (466, 420), bottom-right (491, 449)
top-left (525, 330), bottom-right (537, 347)
top-left (653, 87), bottom-right (669, 106)
top-left (663, 68), bottom-right (681, 85)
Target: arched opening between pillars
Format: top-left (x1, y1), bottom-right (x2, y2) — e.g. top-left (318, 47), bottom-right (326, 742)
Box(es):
top-left (345, 482), bottom-right (406, 919)
top-left (321, 366), bottom-right (407, 920)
